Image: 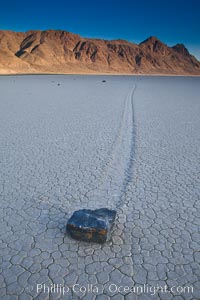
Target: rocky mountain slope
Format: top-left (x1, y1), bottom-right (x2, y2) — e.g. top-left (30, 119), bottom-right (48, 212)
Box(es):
top-left (0, 29), bottom-right (199, 75)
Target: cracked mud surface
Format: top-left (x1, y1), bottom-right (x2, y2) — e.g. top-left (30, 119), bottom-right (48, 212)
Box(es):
top-left (0, 75), bottom-right (200, 299)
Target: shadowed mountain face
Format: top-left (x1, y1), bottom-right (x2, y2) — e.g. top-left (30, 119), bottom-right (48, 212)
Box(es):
top-left (0, 30), bottom-right (200, 74)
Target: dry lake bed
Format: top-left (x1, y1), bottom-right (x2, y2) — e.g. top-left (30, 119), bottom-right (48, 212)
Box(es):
top-left (0, 75), bottom-right (200, 299)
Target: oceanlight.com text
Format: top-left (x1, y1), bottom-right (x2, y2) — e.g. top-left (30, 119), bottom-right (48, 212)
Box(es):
top-left (36, 283), bottom-right (194, 296)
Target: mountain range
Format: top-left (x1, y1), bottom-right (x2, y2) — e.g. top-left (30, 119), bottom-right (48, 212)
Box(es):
top-left (0, 29), bottom-right (200, 75)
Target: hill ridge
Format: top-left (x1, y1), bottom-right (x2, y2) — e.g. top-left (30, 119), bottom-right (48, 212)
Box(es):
top-left (0, 29), bottom-right (199, 75)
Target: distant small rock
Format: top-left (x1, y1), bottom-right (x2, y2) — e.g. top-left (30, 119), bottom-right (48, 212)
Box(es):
top-left (67, 208), bottom-right (117, 243)
top-left (102, 80), bottom-right (106, 83)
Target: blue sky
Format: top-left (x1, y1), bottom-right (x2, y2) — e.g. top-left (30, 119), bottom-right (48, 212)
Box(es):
top-left (0, 0), bottom-right (200, 60)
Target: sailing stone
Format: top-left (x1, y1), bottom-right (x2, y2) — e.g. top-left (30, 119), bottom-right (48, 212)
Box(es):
top-left (67, 208), bottom-right (117, 243)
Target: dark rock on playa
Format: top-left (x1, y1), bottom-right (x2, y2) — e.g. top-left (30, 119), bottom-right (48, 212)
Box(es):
top-left (67, 208), bottom-right (117, 243)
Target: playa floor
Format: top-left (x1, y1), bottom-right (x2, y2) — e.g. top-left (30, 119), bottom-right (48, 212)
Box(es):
top-left (0, 75), bottom-right (200, 299)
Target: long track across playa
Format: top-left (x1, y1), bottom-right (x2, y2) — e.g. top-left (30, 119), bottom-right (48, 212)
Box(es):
top-left (0, 75), bottom-right (200, 299)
